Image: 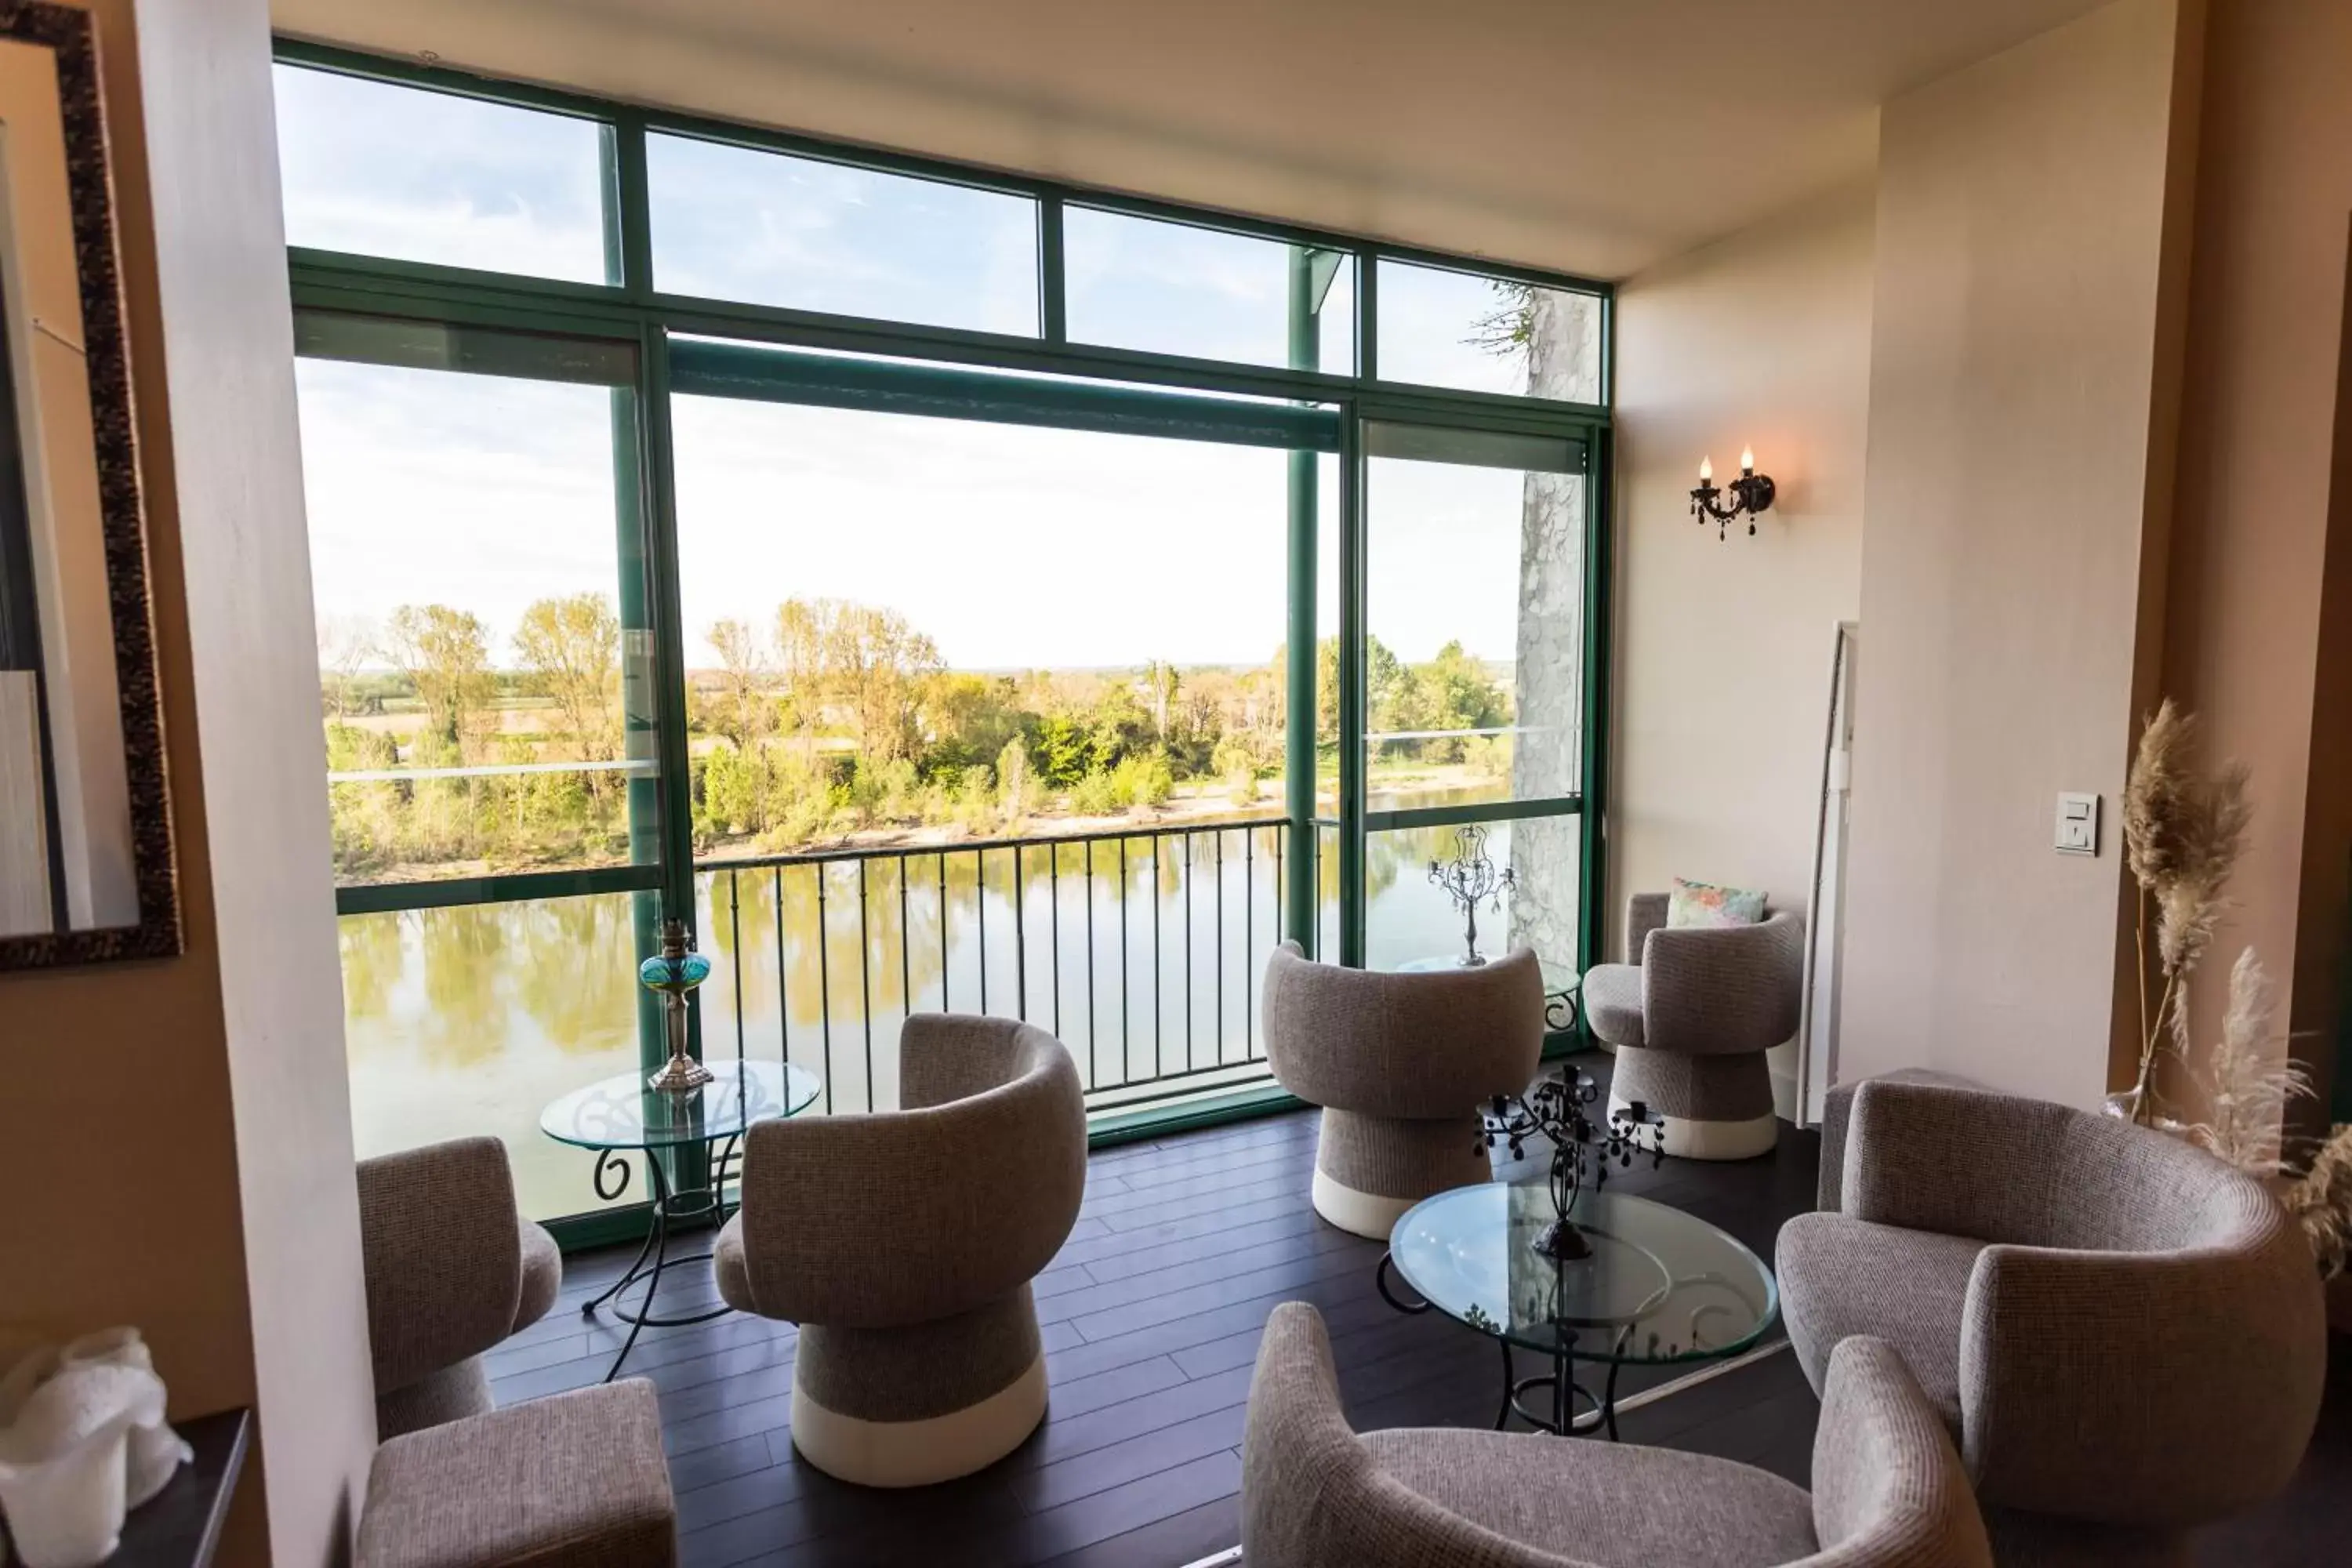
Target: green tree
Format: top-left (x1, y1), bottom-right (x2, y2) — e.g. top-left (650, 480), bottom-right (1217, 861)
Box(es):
top-left (917, 672), bottom-right (1025, 775)
top-left (824, 601), bottom-right (943, 766)
top-left (383, 604), bottom-right (492, 751)
top-left (1312, 633), bottom-right (1403, 745)
top-left (317, 614), bottom-right (373, 719)
top-left (996, 737), bottom-right (1035, 823)
top-left (1142, 660), bottom-right (1180, 742)
top-left (774, 599), bottom-right (828, 760)
top-left (514, 593), bottom-right (619, 760)
top-left (1033, 713), bottom-right (1092, 787)
top-left (704, 617), bottom-right (772, 751)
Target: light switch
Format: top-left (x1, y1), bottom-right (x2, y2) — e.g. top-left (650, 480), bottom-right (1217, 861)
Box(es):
top-left (2055, 792), bottom-right (2100, 855)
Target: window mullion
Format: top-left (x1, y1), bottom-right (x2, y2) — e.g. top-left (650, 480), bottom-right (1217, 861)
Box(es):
top-left (612, 110), bottom-right (656, 303)
top-left (1039, 194), bottom-right (1067, 343)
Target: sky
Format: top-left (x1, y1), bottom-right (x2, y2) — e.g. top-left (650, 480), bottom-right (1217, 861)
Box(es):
top-left (275, 65), bottom-right (1581, 674)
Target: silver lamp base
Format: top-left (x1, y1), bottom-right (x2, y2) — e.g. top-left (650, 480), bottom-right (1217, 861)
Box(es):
top-left (647, 1052), bottom-right (713, 1096)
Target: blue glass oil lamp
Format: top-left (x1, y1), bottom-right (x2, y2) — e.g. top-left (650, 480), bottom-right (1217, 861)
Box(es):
top-left (640, 918), bottom-right (713, 1095)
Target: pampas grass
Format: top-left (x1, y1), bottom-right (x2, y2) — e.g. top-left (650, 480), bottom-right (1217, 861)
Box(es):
top-left (2120, 700), bottom-right (2252, 1123)
top-left (2190, 950), bottom-right (2309, 1176)
top-left (2285, 1127), bottom-right (2352, 1279)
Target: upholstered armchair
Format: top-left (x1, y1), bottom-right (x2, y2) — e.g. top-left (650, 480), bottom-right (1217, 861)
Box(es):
top-left (357, 1137), bottom-right (564, 1439)
top-left (1261, 942), bottom-right (1545, 1240)
top-left (1779, 1080), bottom-right (2327, 1563)
top-left (358, 1380), bottom-right (677, 1568)
top-left (1581, 891), bottom-right (1803, 1160)
top-left (713, 1014), bottom-right (1086, 1487)
top-left (1240, 1302), bottom-right (1993, 1568)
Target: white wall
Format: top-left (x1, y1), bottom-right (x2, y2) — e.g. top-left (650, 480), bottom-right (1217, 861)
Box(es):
top-left (1838, 0), bottom-right (2195, 1106)
top-left (135, 0), bottom-right (378, 1556)
top-left (1610, 180), bottom-right (1878, 1112)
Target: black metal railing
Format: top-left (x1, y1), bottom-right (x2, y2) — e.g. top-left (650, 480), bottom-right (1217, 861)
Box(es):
top-left (691, 815), bottom-right (1295, 1119)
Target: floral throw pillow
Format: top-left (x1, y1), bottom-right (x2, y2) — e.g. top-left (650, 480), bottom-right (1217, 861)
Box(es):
top-left (1668, 877), bottom-right (1766, 928)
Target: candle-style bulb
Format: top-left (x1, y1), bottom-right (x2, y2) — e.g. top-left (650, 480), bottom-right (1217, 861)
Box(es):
top-left (1740, 445), bottom-right (1755, 474)
top-left (1699, 455), bottom-right (1713, 483)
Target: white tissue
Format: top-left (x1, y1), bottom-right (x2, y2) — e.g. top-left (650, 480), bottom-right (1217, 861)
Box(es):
top-left (0, 1329), bottom-right (190, 1568)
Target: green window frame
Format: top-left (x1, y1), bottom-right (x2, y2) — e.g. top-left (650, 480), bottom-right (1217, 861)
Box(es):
top-left (278, 39), bottom-right (1614, 1235)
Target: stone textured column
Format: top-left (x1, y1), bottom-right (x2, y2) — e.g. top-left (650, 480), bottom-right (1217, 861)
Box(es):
top-left (1509, 289), bottom-right (1598, 966)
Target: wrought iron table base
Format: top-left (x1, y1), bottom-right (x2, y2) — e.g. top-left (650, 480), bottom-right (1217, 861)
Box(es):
top-left (1377, 1252), bottom-right (1631, 1439)
top-left (581, 1135), bottom-right (742, 1381)
top-left (1495, 1333), bottom-right (1630, 1438)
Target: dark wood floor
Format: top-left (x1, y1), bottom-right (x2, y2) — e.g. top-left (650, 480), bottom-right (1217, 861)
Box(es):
top-left (489, 1065), bottom-right (2349, 1567)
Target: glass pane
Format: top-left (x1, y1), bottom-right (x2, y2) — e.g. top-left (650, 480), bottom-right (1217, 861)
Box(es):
top-left (670, 385), bottom-right (1321, 1096)
top-left (273, 65), bottom-right (611, 283)
top-left (1376, 260), bottom-right (1601, 401)
top-left (670, 389), bottom-right (1311, 860)
top-left (1366, 817), bottom-right (1580, 975)
top-left (341, 892), bottom-right (654, 1221)
top-left (648, 135), bottom-right (1039, 334)
top-left (1366, 445), bottom-right (1586, 811)
top-left (1065, 208), bottom-right (1354, 371)
top-left (293, 345), bottom-right (659, 886)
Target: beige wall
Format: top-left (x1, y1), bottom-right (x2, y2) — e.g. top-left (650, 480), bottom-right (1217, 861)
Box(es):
top-left (0, 2), bottom-right (372, 1563)
top-left (1838, 0), bottom-right (2196, 1106)
top-left (1610, 180), bottom-right (1878, 1107)
top-left (2160, 0), bottom-right (2352, 1126)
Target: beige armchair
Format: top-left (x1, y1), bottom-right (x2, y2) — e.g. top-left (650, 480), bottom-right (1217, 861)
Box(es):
top-left (1778, 1080), bottom-right (2327, 1563)
top-left (1240, 1302), bottom-right (1992, 1568)
top-left (713, 1014), bottom-right (1086, 1487)
top-left (1581, 891), bottom-right (1804, 1160)
top-left (358, 1380), bottom-right (675, 1568)
top-left (357, 1136), bottom-right (564, 1439)
top-left (1261, 942), bottom-right (1545, 1240)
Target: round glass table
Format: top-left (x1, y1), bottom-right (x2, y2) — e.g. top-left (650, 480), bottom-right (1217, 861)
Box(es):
top-left (1378, 1182), bottom-right (1777, 1437)
top-left (540, 1058), bottom-right (821, 1377)
top-left (1396, 954), bottom-right (1584, 1036)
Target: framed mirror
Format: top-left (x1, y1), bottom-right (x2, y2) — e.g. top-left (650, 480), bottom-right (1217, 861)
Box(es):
top-left (0, 2), bottom-right (176, 967)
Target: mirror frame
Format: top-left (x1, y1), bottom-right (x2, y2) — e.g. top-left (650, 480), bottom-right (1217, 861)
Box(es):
top-left (0, 1), bottom-right (176, 968)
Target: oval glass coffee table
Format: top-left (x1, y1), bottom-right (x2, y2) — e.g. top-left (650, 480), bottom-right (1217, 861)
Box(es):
top-left (541, 1058), bottom-right (820, 1378)
top-left (1378, 1182), bottom-right (1777, 1437)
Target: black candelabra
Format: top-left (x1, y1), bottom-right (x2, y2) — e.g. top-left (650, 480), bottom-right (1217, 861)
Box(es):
top-left (1689, 447), bottom-right (1777, 540)
top-left (1480, 1069), bottom-right (1668, 1261)
top-left (1428, 823), bottom-right (1515, 967)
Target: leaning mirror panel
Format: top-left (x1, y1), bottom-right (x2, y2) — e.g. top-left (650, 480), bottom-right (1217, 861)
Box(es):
top-left (0, 5), bottom-right (175, 965)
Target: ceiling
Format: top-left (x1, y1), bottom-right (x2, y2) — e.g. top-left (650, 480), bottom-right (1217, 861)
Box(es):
top-left (271, 0), bottom-right (2115, 280)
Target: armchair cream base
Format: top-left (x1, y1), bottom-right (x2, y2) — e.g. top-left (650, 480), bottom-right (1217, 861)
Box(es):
top-left (789, 1350), bottom-right (1047, 1490)
top-left (1610, 1093), bottom-right (1778, 1160)
top-left (1308, 1109), bottom-right (1492, 1240)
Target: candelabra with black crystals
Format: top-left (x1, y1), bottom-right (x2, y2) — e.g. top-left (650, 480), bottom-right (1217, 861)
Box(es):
top-left (1480, 1069), bottom-right (1668, 1261)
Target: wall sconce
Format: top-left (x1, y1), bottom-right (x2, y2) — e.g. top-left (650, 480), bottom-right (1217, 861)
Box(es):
top-left (1690, 447), bottom-right (1777, 540)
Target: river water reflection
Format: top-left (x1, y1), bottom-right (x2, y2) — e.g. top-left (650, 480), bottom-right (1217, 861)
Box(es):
top-left (339, 814), bottom-right (1578, 1220)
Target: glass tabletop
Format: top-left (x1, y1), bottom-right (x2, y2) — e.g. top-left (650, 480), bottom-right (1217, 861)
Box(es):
top-left (539, 1059), bottom-right (822, 1152)
top-left (1388, 1183), bottom-right (1777, 1364)
top-left (1396, 954), bottom-right (1579, 994)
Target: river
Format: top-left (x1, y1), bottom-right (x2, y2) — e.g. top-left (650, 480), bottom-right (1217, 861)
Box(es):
top-left (339, 813), bottom-right (1580, 1219)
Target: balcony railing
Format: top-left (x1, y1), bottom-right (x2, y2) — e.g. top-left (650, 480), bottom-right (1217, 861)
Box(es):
top-left (692, 815), bottom-right (1298, 1121)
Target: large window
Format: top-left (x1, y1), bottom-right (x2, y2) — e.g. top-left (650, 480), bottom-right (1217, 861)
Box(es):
top-left (278, 49), bottom-right (1608, 1229)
